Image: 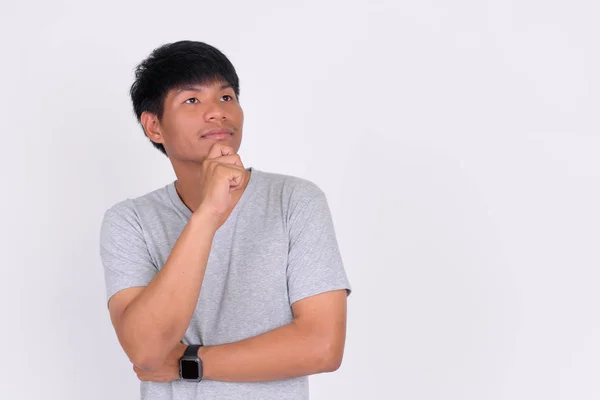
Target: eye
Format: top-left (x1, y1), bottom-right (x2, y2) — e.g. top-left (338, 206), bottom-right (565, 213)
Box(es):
top-left (184, 98), bottom-right (199, 104)
top-left (221, 95), bottom-right (233, 102)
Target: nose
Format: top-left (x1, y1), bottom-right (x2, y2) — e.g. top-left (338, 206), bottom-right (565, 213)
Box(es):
top-left (203, 101), bottom-right (227, 121)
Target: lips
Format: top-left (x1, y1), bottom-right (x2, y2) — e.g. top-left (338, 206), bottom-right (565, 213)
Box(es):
top-left (201, 128), bottom-right (233, 139)
top-left (202, 132), bottom-right (231, 140)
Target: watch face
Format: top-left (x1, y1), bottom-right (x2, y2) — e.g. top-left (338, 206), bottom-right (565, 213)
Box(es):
top-left (180, 359), bottom-right (200, 380)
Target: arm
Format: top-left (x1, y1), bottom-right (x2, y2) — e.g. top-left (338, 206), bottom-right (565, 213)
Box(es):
top-left (108, 210), bottom-right (218, 371)
top-left (135, 289), bottom-right (348, 382)
top-left (201, 289), bottom-right (348, 381)
top-left (103, 144), bottom-right (248, 372)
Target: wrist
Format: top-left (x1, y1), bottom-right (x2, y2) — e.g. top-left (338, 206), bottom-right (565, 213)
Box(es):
top-left (198, 345), bottom-right (212, 380)
top-left (190, 208), bottom-right (220, 233)
top-left (179, 344), bottom-right (204, 381)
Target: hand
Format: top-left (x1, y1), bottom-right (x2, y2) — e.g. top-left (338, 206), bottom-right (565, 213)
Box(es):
top-left (133, 342), bottom-right (187, 382)
top-left (195, 142), bottom-right (247, 221)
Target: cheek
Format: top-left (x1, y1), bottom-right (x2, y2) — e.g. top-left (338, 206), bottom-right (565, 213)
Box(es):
top-left (169, 116), bottom-right (197, 142)
top-left (159, 121), bottom-right (195, 156)
top-left (232, 106), bottom-right (244, 125)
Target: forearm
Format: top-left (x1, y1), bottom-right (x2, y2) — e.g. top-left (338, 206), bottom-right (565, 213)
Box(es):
top-left (121, 211), bottom-right (218, 368)
top-left (199, 319), bottom-right (341, 382)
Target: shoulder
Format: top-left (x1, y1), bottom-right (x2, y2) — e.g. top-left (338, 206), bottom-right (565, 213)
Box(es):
top-left (101, 184), bottom-right (172, 231)
top-left (253, 168), bottom-right (326, 206)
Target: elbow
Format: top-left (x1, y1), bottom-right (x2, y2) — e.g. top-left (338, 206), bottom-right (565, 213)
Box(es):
top-left (130, 350), bottom-right (166, 372)
top-left (317, 341), bottom-right (344, 373)
top-left (124, 336), bottom-right (171, 372)
top-left (120, 327), bottom-right (178, 372)
top-left (322, 352), bottom-right (343, 373)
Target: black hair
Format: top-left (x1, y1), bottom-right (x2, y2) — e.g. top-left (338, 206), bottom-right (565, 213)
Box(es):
top-left (129, 40), bottom-right (240, 156)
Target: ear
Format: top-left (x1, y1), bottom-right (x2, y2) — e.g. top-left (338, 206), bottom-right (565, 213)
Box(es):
top-left (140, 111), bottom-right (164, 145)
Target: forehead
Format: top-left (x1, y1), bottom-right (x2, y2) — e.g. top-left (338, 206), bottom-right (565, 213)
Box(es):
top-left (172, 80), bottom-right (232, 95)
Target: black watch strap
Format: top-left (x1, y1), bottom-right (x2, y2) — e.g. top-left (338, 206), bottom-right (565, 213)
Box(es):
top-left (184, 344), bottom-right (202, 358)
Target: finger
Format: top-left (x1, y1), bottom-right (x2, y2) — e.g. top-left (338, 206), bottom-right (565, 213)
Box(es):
top-left (206, 143), bottom-right (234, 160)
top-left (212, 154), bottom-right (244, 168)
top-left (213, 162), bottom-right (246, 177)
top-left (225, 166), bottom-right (247, 189)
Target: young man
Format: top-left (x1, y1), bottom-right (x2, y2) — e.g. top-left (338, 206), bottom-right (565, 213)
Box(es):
top-left (99, 40), bottom-right (352, 400)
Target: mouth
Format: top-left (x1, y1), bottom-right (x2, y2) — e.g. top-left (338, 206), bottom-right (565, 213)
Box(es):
top-left (200, 128), bottom-right (234, 140)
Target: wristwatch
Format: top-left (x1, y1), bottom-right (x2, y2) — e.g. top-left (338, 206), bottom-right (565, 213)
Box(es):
top-left (179, 344), bottom-right (203, 382)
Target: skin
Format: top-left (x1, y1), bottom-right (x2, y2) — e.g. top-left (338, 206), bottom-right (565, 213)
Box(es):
top-left (109, 80), bottom-right (348, 383)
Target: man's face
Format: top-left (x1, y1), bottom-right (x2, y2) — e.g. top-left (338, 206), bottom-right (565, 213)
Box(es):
top-left (153, 80), bottom-right (243, 163)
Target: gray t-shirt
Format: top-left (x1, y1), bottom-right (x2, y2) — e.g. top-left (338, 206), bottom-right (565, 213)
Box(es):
top-left (99, 167), bottom-right (352, 400)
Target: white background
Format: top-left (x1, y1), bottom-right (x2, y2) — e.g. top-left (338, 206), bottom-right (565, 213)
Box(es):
top-left (1, 0), bottom-right (599, 399)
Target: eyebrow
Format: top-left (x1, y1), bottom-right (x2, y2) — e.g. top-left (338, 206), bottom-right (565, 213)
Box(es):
top-left (176, 83), bottom-right (233, 93)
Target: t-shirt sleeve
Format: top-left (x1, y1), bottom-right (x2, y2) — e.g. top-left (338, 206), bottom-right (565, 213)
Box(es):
top-left (99, 204), bottom-right (158, 305)
top-left (286, 190), bottom-right (352, 305)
